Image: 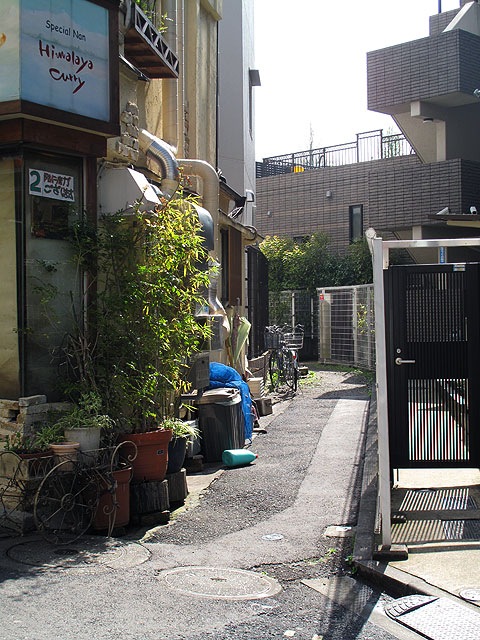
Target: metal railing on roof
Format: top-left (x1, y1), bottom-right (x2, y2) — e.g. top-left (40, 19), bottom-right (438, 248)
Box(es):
top-left (256, 129), bottom-right (415, 178)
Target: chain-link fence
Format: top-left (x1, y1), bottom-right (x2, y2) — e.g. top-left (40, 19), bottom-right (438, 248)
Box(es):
top-left (268, 285), bottom-right (375, 369)
top-left (317, 284), bottom-right (375, 370)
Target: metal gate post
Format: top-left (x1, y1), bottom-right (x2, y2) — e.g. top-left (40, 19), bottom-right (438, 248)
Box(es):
top-left (372, 237), bottom-right (392, 548)
top-left (353, 287), bottom-right (359, 367)
top-left (367, 286), bottom-right (372, 370)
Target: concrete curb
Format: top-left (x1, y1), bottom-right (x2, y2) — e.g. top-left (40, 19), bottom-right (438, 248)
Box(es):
top-left (351, 389), bottom-right (442, 597)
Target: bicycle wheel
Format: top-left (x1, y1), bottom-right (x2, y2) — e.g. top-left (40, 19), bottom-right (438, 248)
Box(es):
top-left (283, 349), bottom-right (296, 390)
top-left (293, 358), bottom-right (299, 392)
top-left (34, 460), bottom-right (100, 544)
top-left (269, 350), bottom-right (281, 391)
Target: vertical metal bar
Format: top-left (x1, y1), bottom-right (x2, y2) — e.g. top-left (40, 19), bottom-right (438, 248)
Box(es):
top-left (373, 237), bottom-right (392, 548)
top-left (353, 287), bottom-right (358, 367)
top-left (311, 294), bottom-right (314, 340)
top-left (367, 286), bottom-right (373, 369)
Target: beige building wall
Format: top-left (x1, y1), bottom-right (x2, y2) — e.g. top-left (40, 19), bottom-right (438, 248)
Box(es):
top-left (0, 158), bottom-right (19, 399)
top-left (110, 0), bottom-right (221, 167)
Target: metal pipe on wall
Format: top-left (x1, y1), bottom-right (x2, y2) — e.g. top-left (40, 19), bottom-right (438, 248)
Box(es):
top-left (162, 0), bottom-right (180, 151)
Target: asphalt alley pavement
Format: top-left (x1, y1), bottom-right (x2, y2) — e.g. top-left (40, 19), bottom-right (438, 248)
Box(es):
top-left (0, 368), bottom-right (399, 640)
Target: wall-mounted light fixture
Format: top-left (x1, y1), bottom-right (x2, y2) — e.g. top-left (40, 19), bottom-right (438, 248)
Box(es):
top-left (266, 210), bottom-right (272, 217)
top-left (326, 190), bottom-right (333, 199)
top-left (249, 69), bottom-right (261, 87)
top-left (423, 117), bottom-right (434, 123)
top-left (474, 89), bottom-right (480, 99)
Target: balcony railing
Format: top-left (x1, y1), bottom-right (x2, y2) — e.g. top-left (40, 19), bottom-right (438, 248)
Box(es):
top-left (256, 130), bottom-right (415, 178)
top-left (124, 1), bottom-right (179, 79)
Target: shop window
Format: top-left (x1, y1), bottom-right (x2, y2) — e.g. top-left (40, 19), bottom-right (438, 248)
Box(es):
top-left (349, 205), bottom-right (363, 243)
top-left (31, 200), bottom-right (71, 239)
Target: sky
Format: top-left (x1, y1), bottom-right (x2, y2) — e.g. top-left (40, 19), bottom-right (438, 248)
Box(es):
top-left (254, 0), bottom-right (461, 160)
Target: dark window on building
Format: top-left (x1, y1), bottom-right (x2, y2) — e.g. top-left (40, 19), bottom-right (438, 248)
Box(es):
top-left (349, 205), bottom-right (363, 242)
top-left (248, 69), bottom-right (261, 138)
top-left (221, 228), bottom-right (229, 305)
top-left (293, 235), bottom-right (308, 244)
top-left (221, 227), bottom-right (243, 306)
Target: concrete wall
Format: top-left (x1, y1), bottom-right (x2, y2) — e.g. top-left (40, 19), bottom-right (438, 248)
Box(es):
top-left (184, 0), bottom-right (220, 166)
top-left (217, 0), bottom-right (257, 225)
top-left (0, 158), bottom-right (19, 398)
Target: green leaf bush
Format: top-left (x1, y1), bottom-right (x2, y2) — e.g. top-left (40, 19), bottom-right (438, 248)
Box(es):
top-left (62, 195), bottom-right (212, 433)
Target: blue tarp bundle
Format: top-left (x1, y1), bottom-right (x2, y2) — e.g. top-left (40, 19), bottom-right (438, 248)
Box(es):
top-left (208, 362), bottom-right (253, 441)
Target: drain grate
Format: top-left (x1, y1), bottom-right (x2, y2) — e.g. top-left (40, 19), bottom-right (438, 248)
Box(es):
top-left (159, 566), bottom-right (282, 600)
top-left (443, 519), bottom-right (480, 540)
top-left (6, 537), bottom-right (150, 572)
top-left (385, 595), bottom-right (480, 640)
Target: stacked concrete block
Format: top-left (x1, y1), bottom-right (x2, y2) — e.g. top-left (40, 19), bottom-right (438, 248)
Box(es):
top-left (0, 396), bottom-right (71, 445)
top-left (112, 101), bottom-right (140, 164)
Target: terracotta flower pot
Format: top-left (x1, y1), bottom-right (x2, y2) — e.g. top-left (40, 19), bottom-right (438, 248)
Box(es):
top-left (92, 466), bottom-right (132, 531)
top-left (50, 441), bottom-right (80, 470)
top-left (118, 429), bottom-right (173, 483)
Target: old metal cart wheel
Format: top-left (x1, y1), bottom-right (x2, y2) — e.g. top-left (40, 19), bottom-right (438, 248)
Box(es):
top-left (34, 459), bottom-right (100, 544)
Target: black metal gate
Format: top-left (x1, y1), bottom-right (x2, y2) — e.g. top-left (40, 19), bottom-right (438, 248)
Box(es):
top-left (247, 247), bottom-right (269, 357)
top-left (385, 263), bottom-right (480, 469)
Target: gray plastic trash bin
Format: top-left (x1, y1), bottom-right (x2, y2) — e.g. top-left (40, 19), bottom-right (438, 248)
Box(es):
top-left (197, 393), bottom-right (244, 462)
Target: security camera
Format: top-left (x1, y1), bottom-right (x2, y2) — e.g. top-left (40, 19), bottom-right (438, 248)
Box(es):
top-left (470, 206), bottom-right (478, 214)
top-left (436, 206), bottom-right (450, 215)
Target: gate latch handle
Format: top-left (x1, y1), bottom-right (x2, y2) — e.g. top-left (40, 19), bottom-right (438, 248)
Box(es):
top-left (395, 357), bottom-right (416, 365)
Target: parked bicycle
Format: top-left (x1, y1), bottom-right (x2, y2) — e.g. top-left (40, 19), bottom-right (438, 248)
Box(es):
top-left (264, 324), bottom-right (304, 392)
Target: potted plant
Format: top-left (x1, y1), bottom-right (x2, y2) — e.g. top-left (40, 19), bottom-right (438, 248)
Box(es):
top-left (51, 392), bottom-right (114, 453)
top-left (165, 418), bottom-right (200, 475)
top-left (47, 196), bottom-right (211, 483)
top-left (4, 432), bottom-right (48, 459)
top-left (33, 421), bottom-right (80, 467)
top-left (1, 431), bottom-right (54, 481)
top-left (34, 421), bottom-right (66, 452)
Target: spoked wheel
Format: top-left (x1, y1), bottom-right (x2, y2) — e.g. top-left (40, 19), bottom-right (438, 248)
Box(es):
top-left (269, 350), bottom-right (281, 391)
top-left (283, 349), bottom-right (296, 390)
top-left (34, 460), bottom-right (100, 544)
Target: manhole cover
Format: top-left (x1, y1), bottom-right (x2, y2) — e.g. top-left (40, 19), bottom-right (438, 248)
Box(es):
top-left (262, 533), bottom-right (284, 541)
top-left (460, 589), bottom-right (480, 602)
top-left (159, 567), bottom-right (282, 600)
top-left (6, 537), bottom-right (150, 572)
top-left (385, 595), bottom-right (480, 639)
